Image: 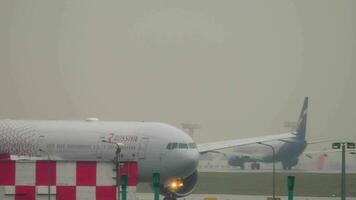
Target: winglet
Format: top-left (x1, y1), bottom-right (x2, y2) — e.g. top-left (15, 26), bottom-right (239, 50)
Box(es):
top-left (296, 97), bottom-right (308, 140)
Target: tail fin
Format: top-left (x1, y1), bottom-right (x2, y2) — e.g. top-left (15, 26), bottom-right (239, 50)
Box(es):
top-left (296, 97), bottom-right (308, 140)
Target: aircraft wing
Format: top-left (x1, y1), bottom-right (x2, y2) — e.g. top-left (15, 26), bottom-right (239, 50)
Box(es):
top-left (197, 132), bottom-right (294, 153)
top-left (223, 152), bottom-right (264, 162)
top-left (197, 97), bottom-right (308, 154)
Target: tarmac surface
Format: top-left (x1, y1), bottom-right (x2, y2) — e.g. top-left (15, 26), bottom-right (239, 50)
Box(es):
top-left (137, 193), bottom-right (356, 200)
top-left (138, 172), bottom-right (356, 197)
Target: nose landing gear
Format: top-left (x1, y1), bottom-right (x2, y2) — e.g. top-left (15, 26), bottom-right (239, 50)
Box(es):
top-left (163, 195), bottom-right (177, 200)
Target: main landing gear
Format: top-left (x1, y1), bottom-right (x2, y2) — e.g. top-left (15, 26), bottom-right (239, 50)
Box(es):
top-left (251, 162), bottom-right (260, 170)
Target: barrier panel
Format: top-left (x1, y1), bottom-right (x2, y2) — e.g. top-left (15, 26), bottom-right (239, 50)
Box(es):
top-left (0, 160), bottom-right (138, 200)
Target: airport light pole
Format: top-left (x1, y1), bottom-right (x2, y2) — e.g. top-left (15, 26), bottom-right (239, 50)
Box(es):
top-left (332, 142), bottom-right (355, 200)
top-left (39, 148), bottom-right (51, 200)
top-left (257, 142), bottom-right (276, 200)
top-left (181, 123), bottom-right (201, 138)
top-left (101, 139), bottom-right (124, 200)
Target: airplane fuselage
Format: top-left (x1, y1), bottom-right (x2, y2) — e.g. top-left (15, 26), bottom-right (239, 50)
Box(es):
top-left (0, 119), bottom-right (200, 183)
top-left (231, 138), bottom-right (307, 168)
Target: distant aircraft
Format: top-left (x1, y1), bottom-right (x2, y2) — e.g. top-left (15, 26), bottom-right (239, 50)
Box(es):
top-left (0, 104), bottom-right (303, 199)
top-left (310, 153), bottom-right (327, 170)
top-left (226, 97), bottom-right (309, 170)
top-left (305, 149), bottom-right (356, 171)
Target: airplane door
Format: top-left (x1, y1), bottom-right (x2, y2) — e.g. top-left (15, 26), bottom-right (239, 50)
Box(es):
top-left (37, 135), bottom-right (46, 156)
top-left (96, 139), bottom-right (103, 159)
top-left (138, 137), bottom-right (149, 159)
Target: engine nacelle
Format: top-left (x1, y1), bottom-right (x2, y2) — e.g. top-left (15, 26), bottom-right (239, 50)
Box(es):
top-left (228, 155), bottom-right (245, 167)
top-left (160, 170), bottom-right (198, 198)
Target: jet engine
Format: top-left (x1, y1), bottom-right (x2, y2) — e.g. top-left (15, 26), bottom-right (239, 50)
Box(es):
top-left (282, 158), bottom-right (299, 170)
top-left (160, 170), bottom-right (198, 199)
top-left (228, 155), bottom-right (246, 169)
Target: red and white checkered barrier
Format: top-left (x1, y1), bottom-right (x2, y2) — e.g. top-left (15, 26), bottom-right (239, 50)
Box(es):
top-left (0, 159), bottom-right (138, 200)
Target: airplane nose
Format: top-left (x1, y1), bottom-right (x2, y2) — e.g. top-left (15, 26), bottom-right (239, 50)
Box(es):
top-left (185, 150), bottom-right (199, 167)
top-left (172, 150), bottom-right (199, 178)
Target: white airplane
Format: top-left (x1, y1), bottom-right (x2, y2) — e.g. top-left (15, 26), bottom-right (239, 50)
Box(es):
top-left (0, 109), bottom-right (300, 200)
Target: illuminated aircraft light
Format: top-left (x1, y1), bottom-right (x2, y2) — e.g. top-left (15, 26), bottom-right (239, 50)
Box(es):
top-left (167, 178), bottom-right (184, 192)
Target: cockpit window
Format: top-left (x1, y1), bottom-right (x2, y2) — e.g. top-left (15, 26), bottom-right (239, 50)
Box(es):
top-left (166, 143), bottom-right (178, 149)
top-left (167, 142), bottom-right (196, 150)
top-left (166, 143), bottom-right (173, 149)
top-left (179, 143), bottom-right (188, 149)
top-left (188, 143), bottom-right (197, 149)
top-left (172, 143), bottom-right (178, 149)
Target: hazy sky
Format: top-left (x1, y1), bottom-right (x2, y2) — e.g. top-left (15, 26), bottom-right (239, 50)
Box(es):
top-left (0, 0), bottom-right (355, 144)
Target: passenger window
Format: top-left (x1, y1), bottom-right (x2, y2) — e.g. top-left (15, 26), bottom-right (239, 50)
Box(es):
top-left (166, 143), bottom-right (173, 149)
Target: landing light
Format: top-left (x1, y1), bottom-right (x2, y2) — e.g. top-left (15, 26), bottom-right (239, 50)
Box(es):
top-left (167, 177), bottom-right (184, 192)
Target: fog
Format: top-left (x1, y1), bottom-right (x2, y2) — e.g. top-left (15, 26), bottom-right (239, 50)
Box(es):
top-left (0, 0), bottom-right (355, 146)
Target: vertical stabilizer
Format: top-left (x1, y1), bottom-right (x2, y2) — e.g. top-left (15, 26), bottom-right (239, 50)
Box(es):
top-left (296, 97), bottom-right (308, 140)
